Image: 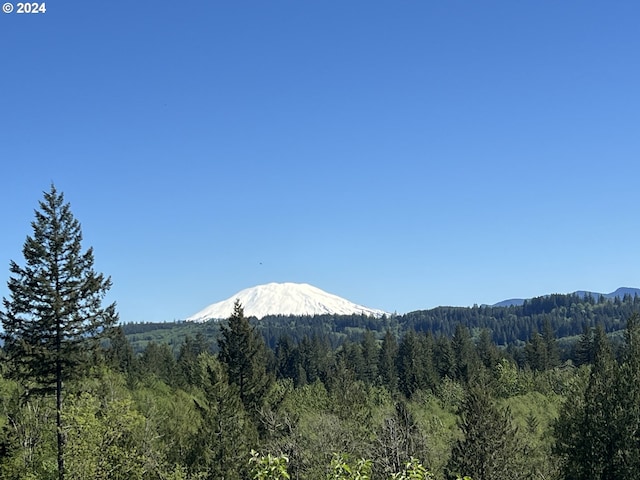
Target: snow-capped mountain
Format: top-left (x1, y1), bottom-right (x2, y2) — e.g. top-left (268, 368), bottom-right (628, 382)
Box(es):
top-left (186, 282), bottom-right (388, 322)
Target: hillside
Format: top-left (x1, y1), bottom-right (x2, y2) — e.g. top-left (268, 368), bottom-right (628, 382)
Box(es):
top-left (493, 287), bottom-right (640, 307)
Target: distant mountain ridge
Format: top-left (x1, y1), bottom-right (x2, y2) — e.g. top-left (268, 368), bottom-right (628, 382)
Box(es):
top-left (493, 287), bottom-right (640, 307)
top-left (125, 285), bottom-right (640, 354)
top-left (186, 282), bottom-right (388, 321)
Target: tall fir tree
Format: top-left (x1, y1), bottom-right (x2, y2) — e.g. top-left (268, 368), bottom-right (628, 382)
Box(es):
top-left (446, 388), bottom-right (525, 480)
top-left (396, 330), bottom-right (424, 398)
top-left (542, 318), bottom-right (561, 368)
top-left (476, 329), bottom-right (501, 370)
top-left (573, 324), bottom-right (594, 367)
top-left (524, 331), bottom-right (547, 371)
top-left (177, 333), bottom-right (211, 387)
top-left (359, 330), bottom-right (379, 385)
top-left (378, 329), bottom-right (398, 391)
top-left (434, 334), bottom-right (456, 379)
top-left (140, 341), bottom-right (179, 385)
top-left (189, 354), bottom-right (257, 480)
top-left (554, 323), bottom-right (619, 480)
top-left (0, 185), bottom-right (117, 480)
top-left (217, 300), bottom-right (272, 415)
top-left (105, 325), bottom-right (136, 375)
top-left (616, 313), bottom-right (640, 476)
top-left (451, 324), bottom-right (479, 383)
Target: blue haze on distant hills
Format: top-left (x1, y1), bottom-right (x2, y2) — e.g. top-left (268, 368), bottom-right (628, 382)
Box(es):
top-left (493, 287), bottom-right (640, 307)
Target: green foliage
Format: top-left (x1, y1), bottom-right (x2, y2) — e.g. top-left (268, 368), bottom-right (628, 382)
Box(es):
top-left (406, 391), bottom-right (459, 476)
top-left (0, 394), bottom-right (57, 480)
top-left (139, 341), bottom-right (179, 386)
top-left (63, 393), bottom-right (147, 479)
top-left (105, 326), bottom-right (139, 391)
top-left (524, 320), bottom-right (560, 372)
top-left (327, 453), bottom-right (372, 480)
top-left (177, 334), bottom-right (210, 387)
top-left (249, 453), bottom-right (468, 480)
top-left (389, 458), bottom-right (435, 480)
top-left (123, 320), bottom-right (221, 355)
top-left (503, 392), bottom-right (562, 479)
top-left (492, 359), bottom-right (521, 397)
top-left (250, 450), bottom-right (290, 480)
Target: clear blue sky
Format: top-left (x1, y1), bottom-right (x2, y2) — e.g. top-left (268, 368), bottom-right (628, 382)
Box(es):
top-left (2, 1), bottom-right (639, 322)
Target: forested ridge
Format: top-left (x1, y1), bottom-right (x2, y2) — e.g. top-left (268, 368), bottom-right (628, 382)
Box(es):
top-left (3, 187), bottom-right (640, 479)
top-left (123, 291), bottom-right (640, 354)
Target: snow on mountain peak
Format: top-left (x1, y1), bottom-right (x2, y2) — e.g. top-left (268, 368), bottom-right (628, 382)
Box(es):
top-left (186, 282), bottom-right (388, 322)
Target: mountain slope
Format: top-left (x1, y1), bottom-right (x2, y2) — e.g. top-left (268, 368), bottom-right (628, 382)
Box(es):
top-left (493, 287), bottom-right (640, 307)
top-left (186, 282), bottom-right (388, 321)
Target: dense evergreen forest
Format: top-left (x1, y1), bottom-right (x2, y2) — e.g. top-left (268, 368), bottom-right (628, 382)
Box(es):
top-left (3, 187), bottom-right (640, 479)
top-left (4, 296), bottom-right (640, 478)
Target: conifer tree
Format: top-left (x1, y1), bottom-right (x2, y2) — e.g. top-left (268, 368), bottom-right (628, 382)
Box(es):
top-left (218, 300), bottom-right (272, 414)
top-left (336, 339), bottom-right (364, 380)
top-left (554, 323), bottom-right (618, 480)
top-left (616, 313), bottom-right (640, 476)
top-left (0, 185), bottom-right (117, 480)
top-left (573, 324), bottom-right (594, 367)
top-left (105, 326), bottom-right (136, 374)
top-left (434, 334), bottom-right (456, 379)
top-left (476, 329), bottom-right (501, 369)
top-left (177, 333), bottom-right (211, 387)
top-left (451, 324), bottom-right (479, 383)
top-left (396, 330), bottom-right (424, 397)
top-left (524, 331), bottom-right (548, 371)
top-left (446, 388), bottom-right (525, 480)
top-left (360, 330), bottom-right (379, 385)
top-left (378, 329), bottom-right (398, 391)
top-left (189, 354), bottom-right (257, 480)
top-left (298, 334), bottom-right (332, 384)
top-left (140, 341), bottom-right (179, 385)
top-left (275, 334), bottom-right (299, 382)
top-left (542, 318), bottom-right (561, 368)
